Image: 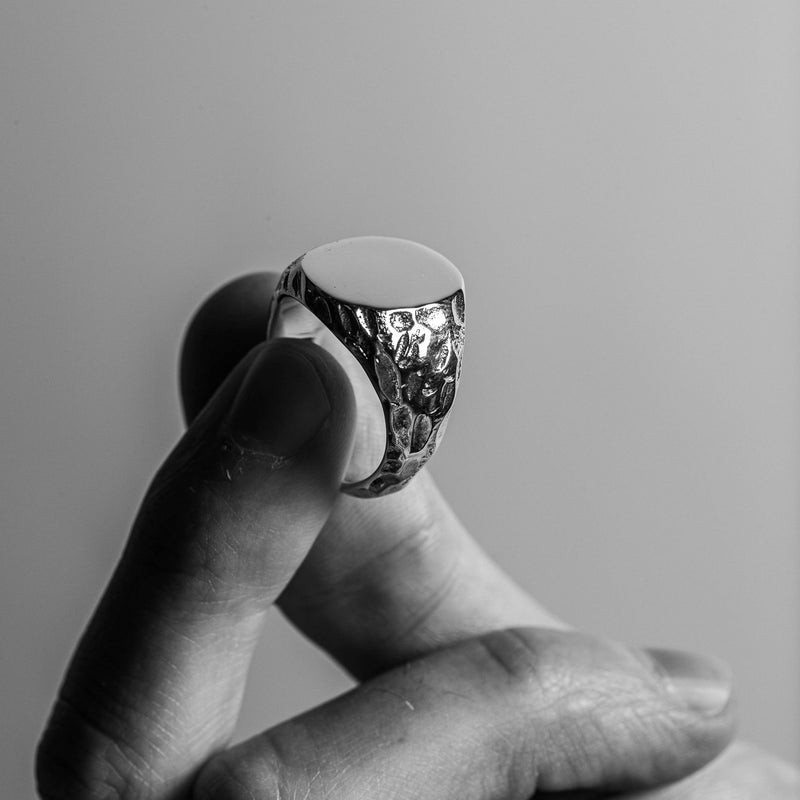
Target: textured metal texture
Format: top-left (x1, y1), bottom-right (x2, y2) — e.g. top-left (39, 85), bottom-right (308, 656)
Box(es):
top-left (269, 257), bottom-right (465, 497)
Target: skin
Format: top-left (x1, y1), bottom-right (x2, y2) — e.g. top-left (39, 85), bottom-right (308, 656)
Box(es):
top-left (36, 274), bottom-right (798, 799)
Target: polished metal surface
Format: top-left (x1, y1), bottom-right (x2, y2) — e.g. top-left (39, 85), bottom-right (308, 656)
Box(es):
top-left (268, 253), bottom-right (465, 497)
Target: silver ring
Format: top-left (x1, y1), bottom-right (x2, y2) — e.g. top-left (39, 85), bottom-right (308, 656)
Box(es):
top-left (267, 236), bottom-right (466, 498)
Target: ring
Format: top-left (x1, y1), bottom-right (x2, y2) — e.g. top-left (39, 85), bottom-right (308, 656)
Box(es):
top-left (267, 236), bottom-right (466, 498)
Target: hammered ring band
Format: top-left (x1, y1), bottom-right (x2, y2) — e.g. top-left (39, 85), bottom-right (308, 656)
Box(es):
top-left (267, 236), bottom-right (465, 498)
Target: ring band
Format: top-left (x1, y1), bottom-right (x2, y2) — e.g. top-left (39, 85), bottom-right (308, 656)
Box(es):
top-left (267, 237), bottom-right (466, 498)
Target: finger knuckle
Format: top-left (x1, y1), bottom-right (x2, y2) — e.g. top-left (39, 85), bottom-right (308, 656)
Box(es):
top-left (36, 699), bottom-right (152, 800)
top-left (134, 441), bottom-right (270, 610)
top-left (193, 754), bottom-right (283, 800)
top-left (382, 524), bottom-right (460, 640)
top-left (356, 515), bottom-right (460, 636)
top-left (473, 627), bottom-right (547, 689)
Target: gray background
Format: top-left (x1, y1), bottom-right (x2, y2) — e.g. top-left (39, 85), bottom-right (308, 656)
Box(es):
top-left (1, 2), bottom-right (797, 795)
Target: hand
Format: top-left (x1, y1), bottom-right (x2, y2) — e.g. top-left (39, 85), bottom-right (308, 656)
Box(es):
top-left (36, 275), bottom-right (797, 799)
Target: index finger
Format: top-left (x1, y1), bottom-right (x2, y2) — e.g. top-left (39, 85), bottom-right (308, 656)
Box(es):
top-left (37, 337), bottom-right (356, 799)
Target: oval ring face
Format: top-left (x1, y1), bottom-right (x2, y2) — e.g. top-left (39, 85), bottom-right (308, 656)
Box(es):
top-left (302, 236), bottom-right (464, 308)
top-left (268, 237), bottom-right (466, 498)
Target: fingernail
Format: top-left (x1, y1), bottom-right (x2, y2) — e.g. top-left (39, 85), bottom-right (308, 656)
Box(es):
top-left (646, 648), bottom-right (733, 717)
top-left (224, 341), bottom-right (331, 456)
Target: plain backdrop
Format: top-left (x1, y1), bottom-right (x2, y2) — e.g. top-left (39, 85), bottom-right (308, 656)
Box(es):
top-left (1, 2), bottom-right (798, 795)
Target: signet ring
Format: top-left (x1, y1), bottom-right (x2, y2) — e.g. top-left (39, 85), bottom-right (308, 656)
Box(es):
top-left (267, 236), bottom-right (465, 497)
